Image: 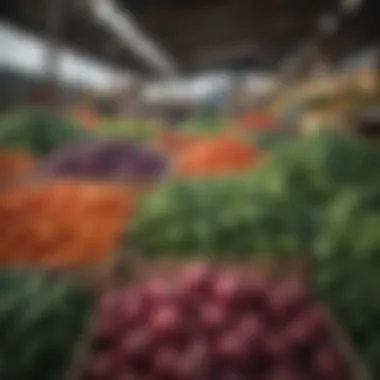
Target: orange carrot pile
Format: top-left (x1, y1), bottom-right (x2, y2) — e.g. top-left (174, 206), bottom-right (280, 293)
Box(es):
top-left (237, 111), bottom-right (277, 132)
top-left (175, 135), bottom-right (263, 177)
top-left (0, 150), bottom-right (36, 185)
top-left (0, 181), bottom-right (135, 267)
top-left (71, 107), bottom-right (100, 129)
top-left (153, 130), bottom-right (197, 156)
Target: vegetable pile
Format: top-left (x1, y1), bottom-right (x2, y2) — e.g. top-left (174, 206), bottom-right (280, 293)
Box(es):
top-left (133, 130), bottom-right (380, 256)
top-left (34, 139), bottom-right (169, 184)
top-left (313, 186), bottom-right (380, 377)
top-left (0, 102), bottom-right (378, 379)
top-left (0, 269), bottom-right (94, 380)
top-left (0, 149), bottom-right (36, 185)
top-left (153, 130), bottom-right (198, 156)
top-left (175, 135), bottom-right (263, 177)
top-left (84, 262), bottom-right (347, 380)
top-left (72, 107), bottom-right (100, 130)
top-left (98, 118), bottom-right (159, 143)
top-left (251, 130), bottom-right (293, 151)
top-left (133, 129), bottom-right (380, 377)
top-left (181, 116), bottom-right (224, 136)
top-left (0, 181), bottom-right (134, 267)
top-left (0, 108), bottom-right (90, 156)
top-left (236, 111), bottom-right (277, 132)
top-left (131, 176), bottom-right (308, 257)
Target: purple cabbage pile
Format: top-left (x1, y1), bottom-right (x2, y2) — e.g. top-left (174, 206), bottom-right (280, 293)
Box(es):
top-left (34, 139), bottom-right (169, 183)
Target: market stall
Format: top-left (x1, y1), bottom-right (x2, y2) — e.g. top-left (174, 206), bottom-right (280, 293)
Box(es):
top-left (0, 0), bottom-right (379, 379)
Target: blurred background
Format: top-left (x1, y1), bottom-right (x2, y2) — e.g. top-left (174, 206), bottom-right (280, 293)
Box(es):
top-left (1, 2), bottom-right (380, 380)
top-left (0, 0), bottom-right (378, 128)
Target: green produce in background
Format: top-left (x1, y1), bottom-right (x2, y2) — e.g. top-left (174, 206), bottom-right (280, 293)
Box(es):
top-left (97, 118), bottom-right (159, 143)
top-left (133, 130), bottom-right (380, 257)
top-left (131, 129), bottom-right (380, 377)
top-left (0, 108), bottom-right (91, 156)
top-left (130, 175), bottom-right (314, 258)
top-left (0, 269), bottom-right (94, 380)
top-left (314, 187), bottom-right (380, 379)
top-left (250, 130), bottom-right (293, 151)
top-left (249, 131), bottom-right (380, 378)
top-left (181, 115), bottom-right (223, 136)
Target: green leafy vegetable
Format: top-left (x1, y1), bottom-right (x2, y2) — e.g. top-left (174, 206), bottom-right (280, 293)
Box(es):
top-left (0, 269), bottom-right (94, 380)
top-left (0, 108), bottom-right (91, 156)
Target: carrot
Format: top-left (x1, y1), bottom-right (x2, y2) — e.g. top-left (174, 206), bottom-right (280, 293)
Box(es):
top-left (175, 134), bottom-right (263, 178)
top-left (0, 180), bottom-right (136, 268)
top-left (153, 130), bottom-right (197, 156)
top-left (236, 111), bottom-right (277, 132)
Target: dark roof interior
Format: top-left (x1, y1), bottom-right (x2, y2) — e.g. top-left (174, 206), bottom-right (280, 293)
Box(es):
top-left (119, 0), bottom-right (341, 72)
top-left (316, 0), bottom-right (380, 64)
top-left (1, 0), bottom-right (379, 76)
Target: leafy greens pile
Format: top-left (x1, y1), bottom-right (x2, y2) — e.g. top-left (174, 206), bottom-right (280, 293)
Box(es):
top-left (0, 269), bottom-right (94, 380)
top-left (0, 108), bottom-right (91, 156)
top-left (132, 131), bottom-right (380, 255)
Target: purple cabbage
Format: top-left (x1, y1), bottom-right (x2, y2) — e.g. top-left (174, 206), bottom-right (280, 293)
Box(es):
top-left (34, 139), bottom-right (170, 183)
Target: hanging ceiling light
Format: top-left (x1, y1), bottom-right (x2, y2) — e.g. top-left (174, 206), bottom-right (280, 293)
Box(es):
top-left (341, 0), bottom-right (364, 13)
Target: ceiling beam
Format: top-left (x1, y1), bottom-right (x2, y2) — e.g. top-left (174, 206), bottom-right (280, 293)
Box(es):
top-left (116, 0), bottom-right (340, 72)
top-left (90, 0), bottom-right (178, 76)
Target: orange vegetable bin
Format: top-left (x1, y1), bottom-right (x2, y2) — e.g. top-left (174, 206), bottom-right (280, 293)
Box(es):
top-left (0, 149), bottom-right (37, 187)
top-left (0, 179), bottom-right (138, 288)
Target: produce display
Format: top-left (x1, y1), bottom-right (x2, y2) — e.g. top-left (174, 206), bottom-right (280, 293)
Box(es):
top-left (0, 108), bottom-right (90, 156)
top-left (132, 130), bottom-right (380, 377)
top-left (0, 181), bottom-right (134, 267)
top-left (181, 115), bottom-right (224, 135)
top-left (0, 149), bottom-right (36, 185)
top-left (84, 262), bottom-right (347, 380)
top-left (314, 186), bottom-right (380, 377)
top-left (0, 100), bottom-right (378, 380)
top-left (251, 130), bottom-right (293, 151)
top-left (236, 111), bottom-right (277, 132)
top-left (98, 118), bottom-right (159, 142)
top-left (34, 139), bottom-right (169, 184)
top-left (0, 268), bottom-right (94, 380)
top-left (153, 130), bottom-right (198, 156)
top-left (72, 106), bottom-right (100, 130)
top-left (175, 135), bottom-right (263, 177)
top-left (131, 176), bottom-right (308, 256)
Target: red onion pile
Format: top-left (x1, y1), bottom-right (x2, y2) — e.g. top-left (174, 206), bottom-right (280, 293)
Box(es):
top-left (34, 139), bottom-right (169, 184)
top-left (83, 263), bottom-right (346, 380)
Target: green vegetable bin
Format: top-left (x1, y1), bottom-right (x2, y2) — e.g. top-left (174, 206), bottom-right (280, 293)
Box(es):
top-left (0, 248), bottom-right (133, 380)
